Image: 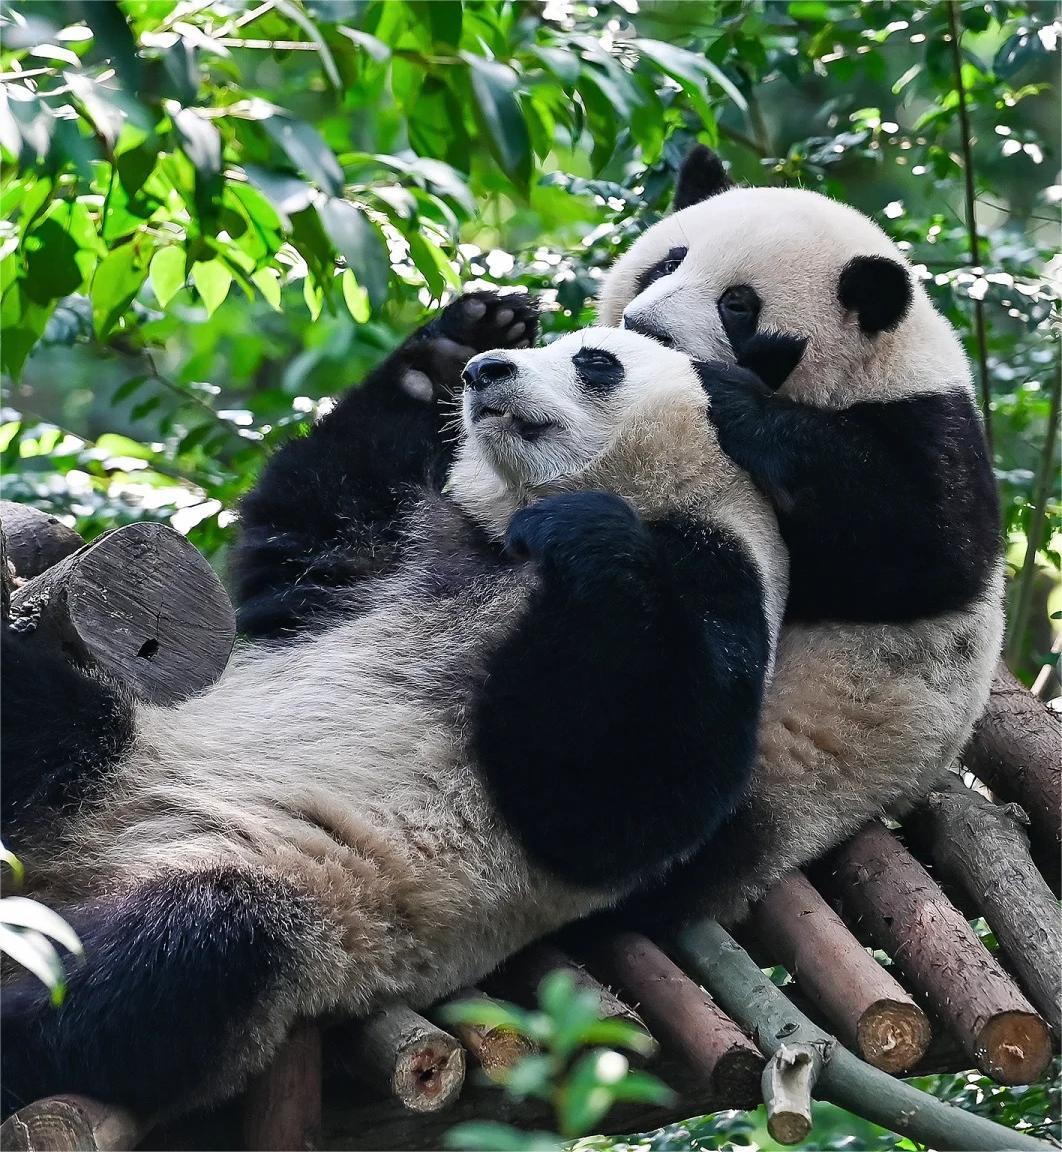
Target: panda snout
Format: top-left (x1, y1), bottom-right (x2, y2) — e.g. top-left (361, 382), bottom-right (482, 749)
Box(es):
top-left (621, 313), bottom-right (675, 348)
top-left (462, 353), bottom-right (517, 390)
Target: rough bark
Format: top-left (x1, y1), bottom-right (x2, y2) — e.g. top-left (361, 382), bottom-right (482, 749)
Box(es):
top-left (923, 777), bottom-right (1062, 1035)
top-left (8, 521), bottom-right (235, 705)
top-left (674, 919), bottom-right (1050, 1152)
top-left (964, 664), bottom-right (1061, 884)
top-left (828, 822), bottom-right (1052, 1085)
top-left (432, 989), bottom-right (537, 1083)
top-left (586, 930), bottom-right (761, 1106)
top-left (761, 1044), bottom-right (817, 1144)
top-left (0, 1096), bottom-right (146, 1151)
top-left (750, 871), bottom-right (931, 1072)
top-left (338, 1004), bottom-right (465, 1113)
top-left (0, 500), bottom-right (83, 580)
top-left (242, 1023), bottom-right (322, 1150)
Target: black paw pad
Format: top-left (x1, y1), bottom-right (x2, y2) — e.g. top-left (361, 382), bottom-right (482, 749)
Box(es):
top-left (439, 290), bottom-right (539, 353)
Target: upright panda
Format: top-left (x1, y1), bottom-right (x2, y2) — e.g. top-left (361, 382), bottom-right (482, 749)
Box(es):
top-left (597, 146), bottom-right (1004, 917)
top-left (1, 328), bottom-right (786, 1116)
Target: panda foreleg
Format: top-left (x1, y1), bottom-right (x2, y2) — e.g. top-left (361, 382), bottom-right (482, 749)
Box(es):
top-left (232, 292), bottom-right (537, 639)
top-left (0, 865), bottom-right (343, 1118)
top-left (473, 491), bottom-right (769, 890)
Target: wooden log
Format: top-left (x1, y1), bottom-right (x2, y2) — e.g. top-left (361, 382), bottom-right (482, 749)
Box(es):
top-left (965, 664), bottom-right (1061, 874)
top-left (586, 931), bottom-right (761, 1105)
top-left (828, 822), bottom-right (1052, 1085)
top-left (750, 871), bottom-right (931, 1073)
top-left (340, 1004), bottom-right (465, 1113)
top-left (923, 778), bottom-right (1062, 1035)
top-left (1, 518), bottom-right (13, 620)
top-left (488, 943), bottom-right (656, 1059)
top-left (0, 1095), bottom-right (147, 1151)
top-left (431, 989), bottom-right (536, 1083)
top-left (0, 501), bottom-right (83, 580)
top-left (761, 1043), bottom-right (816, 1144)
top-left (242, 1023), bottom-right (322, 1150)
top-left (675, 919), bottom-right (1051, 1152)
top-left (9, 521), bottom-right (235, 706)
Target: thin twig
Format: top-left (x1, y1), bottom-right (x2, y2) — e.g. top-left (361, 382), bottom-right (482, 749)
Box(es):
top-left (1006, 367), bottom-right (1062, 667)
top-left (1031, 632), bottom-right (1062, 698)
top-left (947, 0), bottom-right (993, 453)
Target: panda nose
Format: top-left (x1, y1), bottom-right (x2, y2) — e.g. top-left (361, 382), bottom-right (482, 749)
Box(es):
top-left (462, 354), bottom-right (516, 390)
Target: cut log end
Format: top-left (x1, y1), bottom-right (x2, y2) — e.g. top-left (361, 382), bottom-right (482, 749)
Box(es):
top-left (855, 998), bottom-right (932, 1074)
top-left (713, 1047), bottom-right (767, 1110)
top-left (974, 1010), bottom-right (1053, 1086)
top-left (767, 1108), bottom-right (814, 1146)
top-left (762, 1045), bottom-right (817, 1147)
top-left (0, 1095), bottom-right (144, 1152)
top-left (392, 1039), bottom-right (466, 1113)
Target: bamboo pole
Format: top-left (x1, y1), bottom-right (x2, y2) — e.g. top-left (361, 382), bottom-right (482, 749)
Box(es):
top-left (587, 931), bottom-right (762, 1106)
top-left (750, 871), bottom-right (931, 1072)
top-left (829, 822), bottom-right (1052, 1085)
top-left (674, 919), bottom-right (1051, 1152)
top-left (923, 778), bottom-right (1062, 1035)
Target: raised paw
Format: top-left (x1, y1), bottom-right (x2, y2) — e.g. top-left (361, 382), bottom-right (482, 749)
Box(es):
top-left (437, 290), bottom-right (539, 354)
top-left (505, 491), bottom-right (644, 562)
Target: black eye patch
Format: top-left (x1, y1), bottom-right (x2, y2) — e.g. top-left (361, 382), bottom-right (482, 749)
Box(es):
top-left (717, 284), bottom-right (762, 355)
top-left (573, 347), bottom-right (624, 393)
top-left (634, 246), bottom-right (688, 296)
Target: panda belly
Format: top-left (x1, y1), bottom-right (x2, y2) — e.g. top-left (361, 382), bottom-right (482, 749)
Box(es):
top-left (29, 575), bottom-right (608, 1013)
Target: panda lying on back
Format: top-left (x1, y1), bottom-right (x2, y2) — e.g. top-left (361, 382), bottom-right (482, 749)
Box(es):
top-left (2, 329), bottom-right (785, 1116)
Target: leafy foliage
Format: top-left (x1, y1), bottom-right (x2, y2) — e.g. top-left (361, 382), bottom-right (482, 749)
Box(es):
top-left (441, 970), bottom-right (671, 1149)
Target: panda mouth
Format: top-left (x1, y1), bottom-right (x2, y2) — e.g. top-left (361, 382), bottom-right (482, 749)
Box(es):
top-left (473, 405), bottom-right (558, 441)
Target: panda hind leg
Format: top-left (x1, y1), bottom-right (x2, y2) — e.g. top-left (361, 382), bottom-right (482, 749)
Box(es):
top-left (0, 866), bottom-right (345, 1119)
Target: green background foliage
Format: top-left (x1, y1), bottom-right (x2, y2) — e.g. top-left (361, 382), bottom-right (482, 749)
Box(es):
top-left (1, 1), bottom-right (1059, 1144)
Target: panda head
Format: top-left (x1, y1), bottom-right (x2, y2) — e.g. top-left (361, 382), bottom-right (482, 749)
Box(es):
top-left (447, 327), bottom-right (738, 536)
top-left (598, 146), bottom-right (970, 406)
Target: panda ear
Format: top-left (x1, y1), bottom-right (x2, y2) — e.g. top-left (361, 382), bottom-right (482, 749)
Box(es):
top-left (672, 145), bottom-right (733, 211)
top-left (838, 255), bottom-right (912, 335)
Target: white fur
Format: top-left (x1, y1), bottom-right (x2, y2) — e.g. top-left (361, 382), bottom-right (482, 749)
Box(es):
top-left (596, 186), bottom-right (1004, 920)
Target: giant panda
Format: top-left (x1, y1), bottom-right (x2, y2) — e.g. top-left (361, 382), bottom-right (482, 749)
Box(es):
top-left (595, 145), bottom-right (1005, 918)
top-left (1, 328), bottom-right (786, 1117)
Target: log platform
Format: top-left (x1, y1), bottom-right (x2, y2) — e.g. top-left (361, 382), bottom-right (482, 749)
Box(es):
top-left (2, 505), bottom-right (1059, 1151)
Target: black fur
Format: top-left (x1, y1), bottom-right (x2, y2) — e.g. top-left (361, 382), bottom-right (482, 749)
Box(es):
top-left (697, 362), bottom-right (1000, 622)
top-left (672, 144), bottom-right (733, 211)
top-left (1, 867), bottom-right (309, 1116)
top-left (232, 291), bottom-right (538, 638)
top-left (1, 629), bottom-right (135, 840)
top-left (474, 490), bottom-right (769, 887)
top-left (573, 346), bottom-right (624, 394)
top-left (634, 246), bottom-right (688, 298)
top-left (717, 284), bottom-right (762, 353)
top-left (838, 255), bottom-right (912, 334)
top-left (736, 331), bottom-right (808, 391)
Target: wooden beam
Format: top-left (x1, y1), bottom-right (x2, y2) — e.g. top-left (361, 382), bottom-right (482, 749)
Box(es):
top-left (9, 522), bottom-right (235, 705)
top-left (0, 1096), bottom-right (147, 1151)
top-left (0, 500), bottom-right (83, 580)
top-left (242, 1023), bottom-right (322, 1150)
top-left (750, 871), bottom-right (931, 1072)
top-left (431, 989), bottom-right (536, 1082)
top-left (828, 822), bottom-right (1052, 1085)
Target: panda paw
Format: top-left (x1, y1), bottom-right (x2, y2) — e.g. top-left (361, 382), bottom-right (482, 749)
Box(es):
top-left (505, 491), bottom-right (645, 564)
top-left (400, 292), bottom-right (538, 402)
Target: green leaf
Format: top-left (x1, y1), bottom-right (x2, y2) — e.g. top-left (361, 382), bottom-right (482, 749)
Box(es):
top-left (150, 246), bottom-right (186, 308)
top-left (23, 217), bottom-right (84, 304)
top-left (172, 107), bottom-right (221, 179)
top-left (265, 116), bottom-right (343, 197)
top-left (190, 259), bottom-right (232, 315)
top-left (464, 55), bottom-right (532, 191)
top-left (252, 267), bottom-right (282, 311)
top-left (91, 243), bottom-right (147, 338)
top-left (341, 267), bottom-right (370, 322)
top-left (302, 273), bottom-right (323, 320)
top-left (443, 1121), bottom-right (560, 1151)
top-left (243, 165), bottom-right (315, 226)
top-left (317, 196), bottom-right (389, 308)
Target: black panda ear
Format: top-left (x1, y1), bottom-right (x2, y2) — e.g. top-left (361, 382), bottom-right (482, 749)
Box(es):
top-left (838, 255), bottom-right (912, 335)
top-left (673, 145), bottom-right (733, 211)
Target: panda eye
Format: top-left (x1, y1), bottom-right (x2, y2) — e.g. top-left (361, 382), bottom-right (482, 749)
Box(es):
top-left (635, 246), bottom-right (688, 294)
top-left (573, 347), bottom-right (624, 392)
top-left (719, 285), bottom-right (760, 316)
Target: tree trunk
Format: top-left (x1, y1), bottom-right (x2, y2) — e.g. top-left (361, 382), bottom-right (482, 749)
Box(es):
top-left (242, 1023), bottom-right (322, 1150)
